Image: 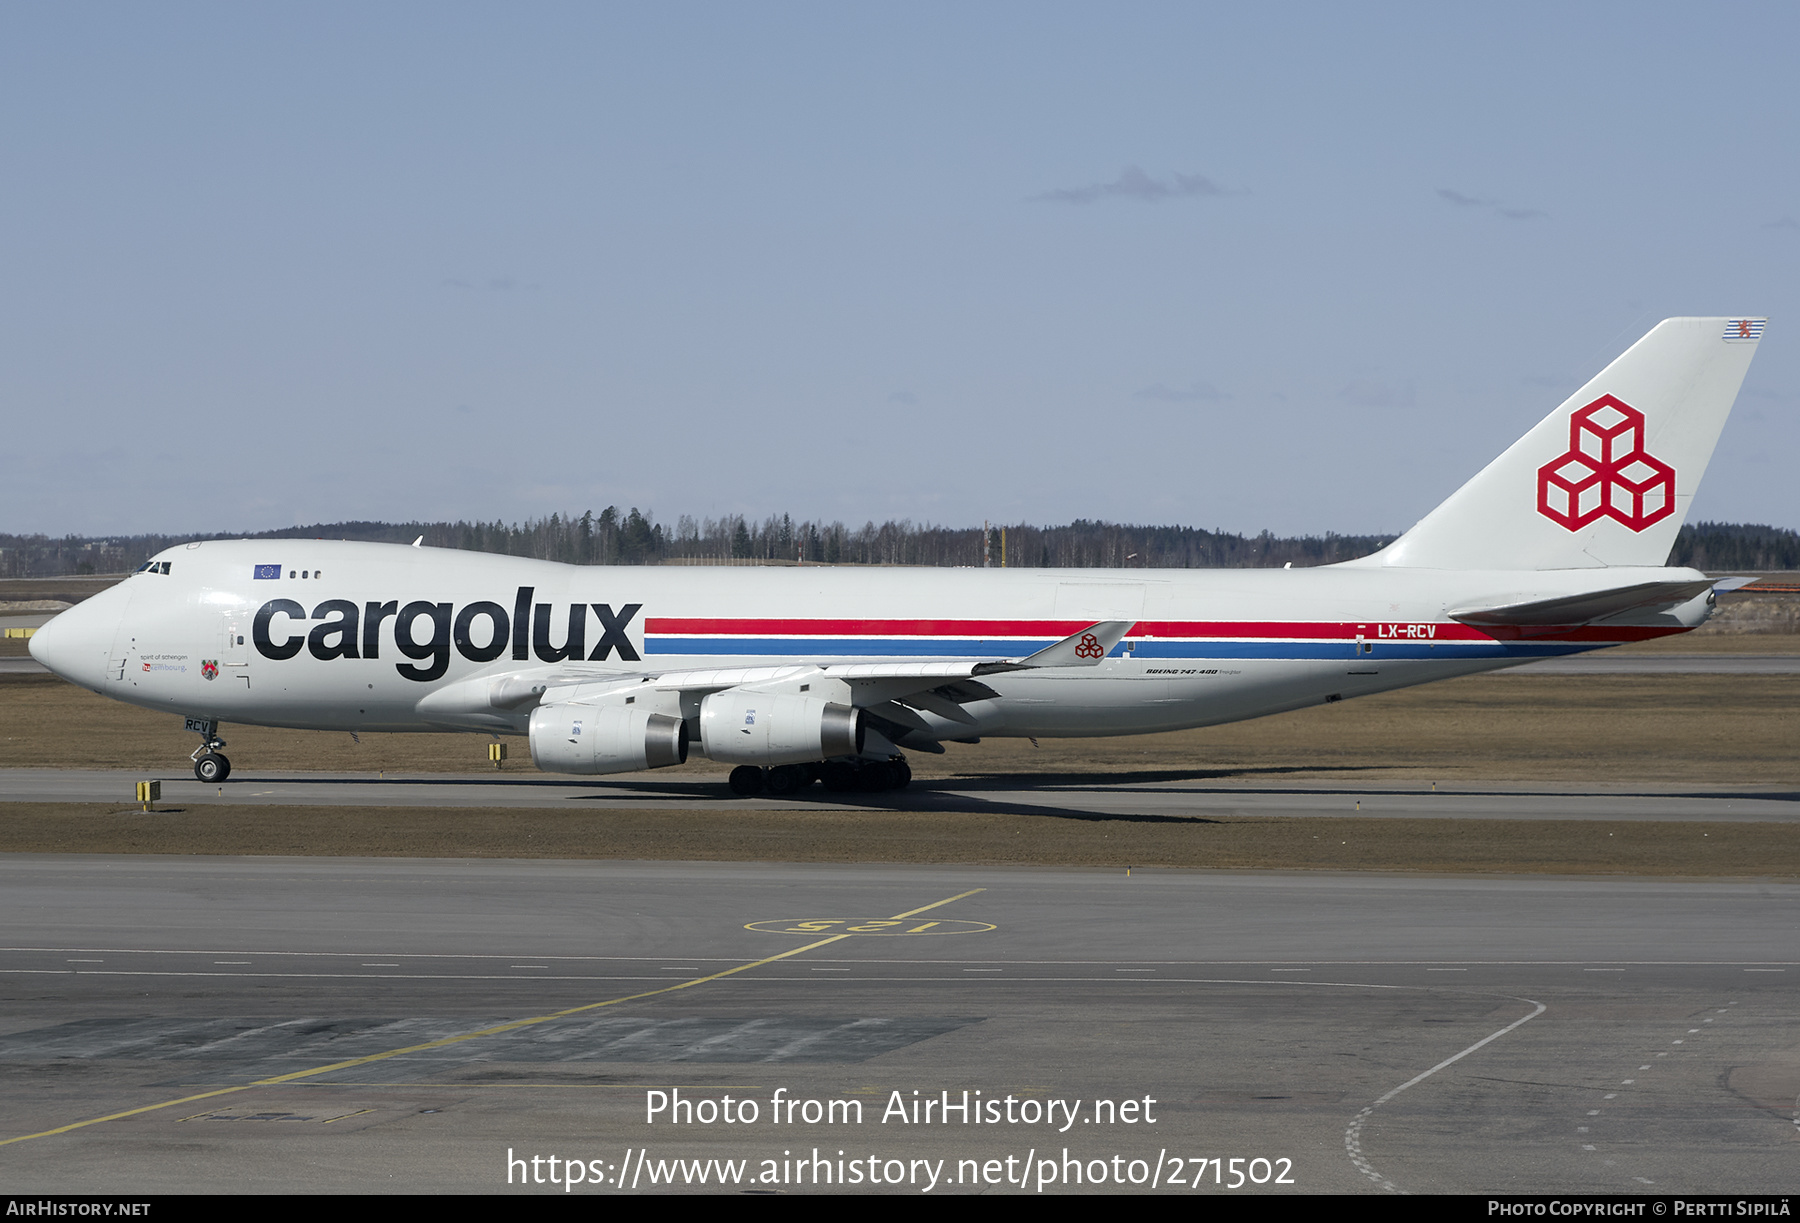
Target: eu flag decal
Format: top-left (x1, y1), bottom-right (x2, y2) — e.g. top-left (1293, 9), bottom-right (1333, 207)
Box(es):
top-left (253, 564), bottom-right (282, 580)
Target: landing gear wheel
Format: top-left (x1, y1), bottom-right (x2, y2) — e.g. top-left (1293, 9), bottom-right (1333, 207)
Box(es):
top-left (857, 761), bottom-right (898, 792)
top-left (188, 720), bottom-right (229, 783)
top-left (891, 758), bottom-right (911, 789)
top-left (764, 765), bottom-right (804, 795)
top-left (728, 765), bottom-right (765, 797)
top-left (821, 762), bottom-right (858, 792)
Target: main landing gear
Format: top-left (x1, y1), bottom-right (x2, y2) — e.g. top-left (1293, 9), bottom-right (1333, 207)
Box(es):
top-left (728, 756), bottom-right (912, 798)
top-left (189, 719), bottom-right (232, 783)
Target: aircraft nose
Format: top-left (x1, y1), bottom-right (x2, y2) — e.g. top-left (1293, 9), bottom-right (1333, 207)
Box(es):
top-left (28, 599), bottom-right (115, 688)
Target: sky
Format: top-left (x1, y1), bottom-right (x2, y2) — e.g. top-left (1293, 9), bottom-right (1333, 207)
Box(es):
top-left (3, 3), bottom-right (1796, 539)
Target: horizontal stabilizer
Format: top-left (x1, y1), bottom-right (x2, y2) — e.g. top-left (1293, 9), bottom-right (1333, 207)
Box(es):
top-left (1448, 580), bottom-right (1716, 628)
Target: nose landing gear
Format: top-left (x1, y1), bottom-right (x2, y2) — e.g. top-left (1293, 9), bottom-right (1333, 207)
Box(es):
top-left (186, 718), bottom-right (232, 783)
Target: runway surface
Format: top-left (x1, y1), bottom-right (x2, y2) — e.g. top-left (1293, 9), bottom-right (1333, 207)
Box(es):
top-left (8, 767), bottom-right (1797, 824)
top-left (0, 855), bottom-right (1794, 1195)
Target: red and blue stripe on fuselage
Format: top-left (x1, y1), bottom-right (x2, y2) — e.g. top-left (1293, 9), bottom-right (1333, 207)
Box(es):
top-left (643, 618), bottom-right (1684, 661)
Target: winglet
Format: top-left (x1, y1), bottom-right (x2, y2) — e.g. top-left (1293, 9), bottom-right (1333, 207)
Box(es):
top-left (974, 620), bottom-right (1134, 674)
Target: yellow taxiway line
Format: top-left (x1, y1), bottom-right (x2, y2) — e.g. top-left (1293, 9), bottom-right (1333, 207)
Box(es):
top-left (1, 887), bottom-right (986, 1148)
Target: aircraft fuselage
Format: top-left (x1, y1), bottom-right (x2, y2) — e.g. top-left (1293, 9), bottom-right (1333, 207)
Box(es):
top-left (37, 539), bottom-right (1709, 742)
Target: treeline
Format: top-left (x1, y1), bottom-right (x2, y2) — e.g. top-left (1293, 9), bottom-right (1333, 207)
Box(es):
top-left (0, 511), bottom-right (1395, 577)
top-left (1666, 522), bottom-right (1800, 572)
top-left (3, 511), bottom-right (1796, 578)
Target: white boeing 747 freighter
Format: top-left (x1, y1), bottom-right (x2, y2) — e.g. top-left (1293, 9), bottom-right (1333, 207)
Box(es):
top-left (30, 318), bottom-right (1765, 794)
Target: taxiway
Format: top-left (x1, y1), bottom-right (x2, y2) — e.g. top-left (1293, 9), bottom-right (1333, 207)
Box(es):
top-left (1, 856), bottom-right (1793, 1194)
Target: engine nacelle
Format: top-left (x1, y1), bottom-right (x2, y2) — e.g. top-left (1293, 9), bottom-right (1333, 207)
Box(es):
top-left (698, 691), bottom-right (864, 766)
top-left (528, 702), bottom-right (689, 775)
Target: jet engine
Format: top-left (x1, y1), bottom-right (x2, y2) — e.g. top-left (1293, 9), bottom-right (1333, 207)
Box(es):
top-left (698, 690), bottom-right (864, 766)
top-left (528, 702), bottom-right (688, 775)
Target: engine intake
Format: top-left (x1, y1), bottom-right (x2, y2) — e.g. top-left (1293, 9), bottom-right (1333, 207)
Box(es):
top-left (698, 691), bottom-right (864, 765)
top-left (529, 702), bottom-right (689, 775)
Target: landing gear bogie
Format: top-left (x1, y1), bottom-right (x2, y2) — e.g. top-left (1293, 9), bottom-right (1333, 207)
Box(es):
top-left (734, 755), bottom-right (910, 798)
top-left (856, 761), bottom-right (898, 791)
top-left (763, 764), bottom-right (811, 795)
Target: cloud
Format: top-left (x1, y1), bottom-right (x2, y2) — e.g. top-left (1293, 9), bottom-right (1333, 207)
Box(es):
top-left (1036, 166), bottom-right (1237, 205)
top-left (1766, 216), bottom-right (1800, 231)
top-left (1338, 377), bottom-right (1416, 409)
top-left (441, 276), bottom-right (539, 291)
top-left (888, 390), bottom-right (918, 405)
top-left (1135, 381), bottom-right (1229, 403)
top-left (1437, 187), bottom-right (1547, 221)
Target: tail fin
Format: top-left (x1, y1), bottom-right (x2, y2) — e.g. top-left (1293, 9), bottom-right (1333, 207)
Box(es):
top-left (1355, 317), bottom-right (1764, 570)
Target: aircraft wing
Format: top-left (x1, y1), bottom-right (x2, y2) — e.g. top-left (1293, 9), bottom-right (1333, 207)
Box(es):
top-left (416, 620), bottom-right (1135, 736)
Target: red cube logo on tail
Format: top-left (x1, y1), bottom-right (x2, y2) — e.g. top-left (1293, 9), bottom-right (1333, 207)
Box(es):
top-left (1536, 395), bottom-right (1675, 532)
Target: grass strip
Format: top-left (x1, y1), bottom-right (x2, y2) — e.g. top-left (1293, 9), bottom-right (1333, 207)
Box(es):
top-left (1, 802), bottom-right (1793, 877)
